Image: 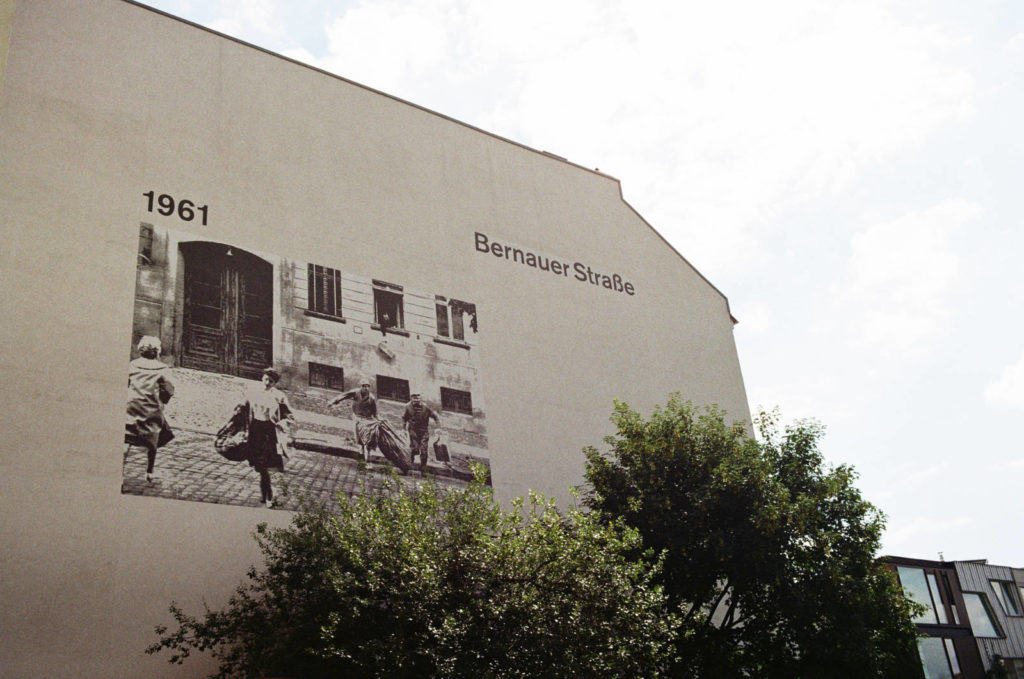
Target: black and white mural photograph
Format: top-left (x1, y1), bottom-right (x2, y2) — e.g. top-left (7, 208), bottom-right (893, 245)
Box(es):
top-left (123, 224), bottom-right (489, 509)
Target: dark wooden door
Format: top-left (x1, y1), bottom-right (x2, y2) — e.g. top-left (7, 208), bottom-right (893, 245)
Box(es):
top-left (181, 243), bottom-right (272, 380)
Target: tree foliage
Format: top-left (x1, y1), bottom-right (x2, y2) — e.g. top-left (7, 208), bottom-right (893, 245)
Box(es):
top-left (584, 397), bottom-right (923, 679)
top-left (148, 468), bottom-right (677, 678)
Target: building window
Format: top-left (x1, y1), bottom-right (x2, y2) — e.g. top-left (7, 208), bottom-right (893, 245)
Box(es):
top-left (435, 296), bottom-right (476, 342)
top-left (377, 375), bottom-right (409, 402)
top-left (435, 297), bottom-right (451, 339)
top-left (990, 581), bottom-right (1023, 616)
top-left (309, 362), bottom-right (344, 391)
top-left (943, 574), bottom-right (961, 625)
top-left (962, 592), bottom-right (1002, 637)
top-left (928, 573), bottom-right (949, 624)
top-left (441, 387), bottom-right (472, 414)
top-left (373, 280), bottom-right (404, 330)
top-left (138, 223), bottom-right (154, 264)
top-left (944, 639), bottom-right (962, 679)
top-left (917, 637), bottom-right (958, 679)
top-left (308, 264), bottom-right (343, 318)
top-left (897, 566), bottom-right (939, 624)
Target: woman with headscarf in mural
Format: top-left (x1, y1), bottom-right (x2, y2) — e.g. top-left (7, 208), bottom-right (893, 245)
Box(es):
top-left (125, 335), bottom-right (175, 484)
top-left (242, 367), bottom-right (295, 508)
top-left (329, 377), bottom-right (378, 462)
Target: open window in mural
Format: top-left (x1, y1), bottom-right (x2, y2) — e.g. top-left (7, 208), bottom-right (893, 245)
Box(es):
top-left (123, 224), bottom-right (490, 512)
top-left (435, 296), bottom-right (478, 342)
top-left (373, 280), bottom-right (404, 333)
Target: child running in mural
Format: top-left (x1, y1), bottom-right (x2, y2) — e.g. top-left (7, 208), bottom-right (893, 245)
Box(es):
top-left (125, 335), bottom-right (175, 484)
top-left (241, 368), bottom-right (294, 508)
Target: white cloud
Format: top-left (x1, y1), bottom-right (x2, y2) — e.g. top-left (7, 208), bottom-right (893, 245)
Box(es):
top-left (831, 199), bottom-right (981, 358)
top-left (884, 515), bottom-right (971, 553)
top-left (984, 351), bottom-right (1024, 410)
top-left (277, 0), bottom-right (976, 276)
top-left (986, 457), bottom-right (1024, 472)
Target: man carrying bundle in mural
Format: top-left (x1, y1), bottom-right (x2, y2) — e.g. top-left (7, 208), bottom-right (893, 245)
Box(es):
top-left (329, 379), bottom-right (412, 473)
top-left (329, 378), bottom-right (378, 461)
top-left (402, 392), bottom-right (441, 471)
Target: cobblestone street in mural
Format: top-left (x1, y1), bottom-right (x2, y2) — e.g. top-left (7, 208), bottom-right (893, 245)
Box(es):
top-left (123, 367), bottom-right (486, 509)
top-left (123, 430), bottom-right (471, 511)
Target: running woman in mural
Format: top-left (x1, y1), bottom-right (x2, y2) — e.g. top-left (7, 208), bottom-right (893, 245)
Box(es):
top-left (125, 335), bottom-right (175, 484)
top-left (329, 378), bottom-right (378, 461)
top-left (403, 392), bottom-right (440, 470)
top-left (242, 368), bottom-right (294, 508)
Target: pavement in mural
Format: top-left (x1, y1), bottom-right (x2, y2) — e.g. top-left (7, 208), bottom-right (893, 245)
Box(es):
top-left (122, 368), bottom-right (488, 511)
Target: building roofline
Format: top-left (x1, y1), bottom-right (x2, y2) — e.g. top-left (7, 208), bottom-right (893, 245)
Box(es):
top-left (125, 0), bottom-right (738, 324)
top-left (882, 555), bottom-right (952, 568)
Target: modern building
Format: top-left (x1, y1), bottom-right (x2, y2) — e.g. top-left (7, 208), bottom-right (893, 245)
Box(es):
top-left (889, 556), bottom-right (986, 679)
top-left (889, 556), bottom-right (1024, 679)
top-left (953, 560), bottom-right (1024, 678)
top-left (0, 0), bottom-right (750, 676)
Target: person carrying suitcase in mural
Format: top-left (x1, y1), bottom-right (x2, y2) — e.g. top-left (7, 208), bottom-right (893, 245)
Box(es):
top-left (402, 392), bottom-right (440, 471)
top-left (329, 378), bottom-right (378, 462)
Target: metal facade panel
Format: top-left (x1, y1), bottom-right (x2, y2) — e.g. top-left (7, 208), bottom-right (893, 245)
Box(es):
top-left (954, 562), bottom-right (1024, 668)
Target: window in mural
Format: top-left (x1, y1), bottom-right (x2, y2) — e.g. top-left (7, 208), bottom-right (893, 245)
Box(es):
top-left (377, 375), bottom-right (411, 402)
top-left (441, 387), bottom-right (473, 414)
top-left (309, 362), bottom-right (344, 391)
top-left (138, 222), bottom-right (154, 264)
top-left (435, 296), bottom-right (469, 342)
top-left (308, 263), bottom-right (343, 318)
top-left (373, 280), bottom-right (404, 330)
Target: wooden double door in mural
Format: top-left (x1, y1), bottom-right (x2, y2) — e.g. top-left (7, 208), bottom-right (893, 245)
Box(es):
top-left (181, 242), bottom-right (273, 380)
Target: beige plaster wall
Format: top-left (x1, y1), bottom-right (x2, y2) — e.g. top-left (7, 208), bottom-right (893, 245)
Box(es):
top-left (0, 0), bottom-right (750, 675)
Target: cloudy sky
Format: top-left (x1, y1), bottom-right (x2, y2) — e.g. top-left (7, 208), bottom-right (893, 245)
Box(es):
top-left (142, 0), bottom-right (1024, 566)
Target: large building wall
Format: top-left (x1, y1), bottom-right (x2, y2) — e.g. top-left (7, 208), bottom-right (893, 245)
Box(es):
top-left (0, 0), bottom-right (750, 676)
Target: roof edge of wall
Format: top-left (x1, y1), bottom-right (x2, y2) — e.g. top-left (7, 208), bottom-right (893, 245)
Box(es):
top-left (616, 192), bottom-right (737, 323)
top-left (125, 0), bottom-right (737, 325)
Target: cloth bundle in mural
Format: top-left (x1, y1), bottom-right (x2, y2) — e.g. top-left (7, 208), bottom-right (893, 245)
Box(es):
top-left (214, 405), bottom-right (252, 462)
top-left (362, 418), bottom-right (412, 473)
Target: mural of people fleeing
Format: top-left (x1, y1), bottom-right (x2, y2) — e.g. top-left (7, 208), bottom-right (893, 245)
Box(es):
top-left (123, 224), bottom-right (490, 510)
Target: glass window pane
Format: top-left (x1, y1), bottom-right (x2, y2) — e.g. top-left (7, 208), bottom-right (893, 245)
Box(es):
top-left (928, 574), bottom-right (949, 624)
top-left (435, 303), bottom-right (449, 337)
top-left (918, 638), bottom-right (952, 679)
top-left (992, 581), bottom-right (1008, 613)
top-left (1002, 582), bottom-right (1022, 616)
top-left (943, 638), bottom-right (962, 679)
top-left (898, 566), bottom-right (938, 624)
top-left (962, 593), bottom-right (1000, 637)
top-left (452, 306), bottom-right (465, 341)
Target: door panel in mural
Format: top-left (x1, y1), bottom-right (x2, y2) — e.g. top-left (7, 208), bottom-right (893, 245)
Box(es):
top-left (181, 242), bottom-right (272, 380)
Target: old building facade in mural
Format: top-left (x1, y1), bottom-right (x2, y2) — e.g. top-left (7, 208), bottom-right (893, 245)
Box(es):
top-left (125, 223), bottom-right (489, 509)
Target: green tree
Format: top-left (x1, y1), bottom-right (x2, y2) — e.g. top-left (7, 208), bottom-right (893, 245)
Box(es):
top-left (584, 397), bottom-right (923, 679)
top-left (148, 468), bottom-right (678, 678)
